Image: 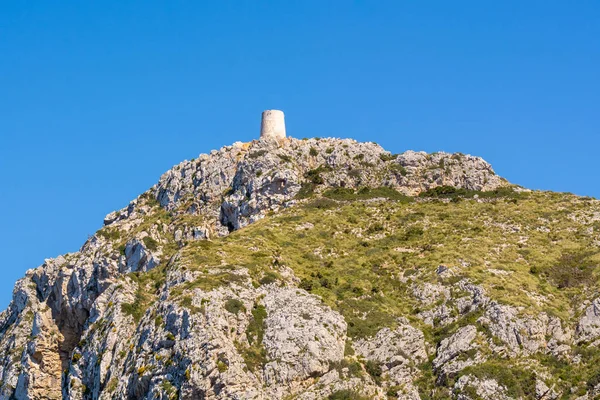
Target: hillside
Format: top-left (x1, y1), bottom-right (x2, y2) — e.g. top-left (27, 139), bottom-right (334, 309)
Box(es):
top-left (1, 137), bottom-right (600, 400)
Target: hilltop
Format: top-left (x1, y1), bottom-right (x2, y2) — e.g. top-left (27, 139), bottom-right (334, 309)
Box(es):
top-left (1, 137), bottom-right (600, 399)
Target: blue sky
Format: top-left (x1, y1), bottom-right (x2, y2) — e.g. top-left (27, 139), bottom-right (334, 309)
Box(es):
top-left (0, 1), bottom-right (598, 309)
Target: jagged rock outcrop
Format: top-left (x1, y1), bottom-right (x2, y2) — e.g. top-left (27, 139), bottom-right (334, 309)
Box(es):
top-left (148, 137), bottom-right (504, 236)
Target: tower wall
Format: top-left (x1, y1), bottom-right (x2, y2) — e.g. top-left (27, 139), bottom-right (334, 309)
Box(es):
top-left (260, 110), bottom-right (286, 140)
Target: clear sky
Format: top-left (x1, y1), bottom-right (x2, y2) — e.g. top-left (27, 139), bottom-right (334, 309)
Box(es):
top-left (0, 1), bottom-right (598, 309)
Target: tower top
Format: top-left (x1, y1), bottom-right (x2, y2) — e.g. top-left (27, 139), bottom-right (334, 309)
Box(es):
top-left (260, 110), bottom-right (286, 140)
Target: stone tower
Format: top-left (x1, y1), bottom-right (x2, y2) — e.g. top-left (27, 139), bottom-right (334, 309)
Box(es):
top-left (260, 110), bottom-right (286, 140)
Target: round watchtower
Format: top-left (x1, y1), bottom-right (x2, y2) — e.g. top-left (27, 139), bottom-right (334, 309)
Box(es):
top-left (260, 110), bottom-right (286, 140)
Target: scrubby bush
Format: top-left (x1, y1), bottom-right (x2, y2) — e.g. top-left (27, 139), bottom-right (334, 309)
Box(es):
top-left (305, 165), bottom-right (332, 185)
top-left (328, 390), bottom-right (369, 400)
top-left (224, 299), bottom-right (246, 315)
top-left (304, 198), bottom-right (337, 210)
top-left (379, 153), bottom-right (398, 162)
top-left (142, 236), bottom-right (159, 251)
top-left (323, 186), bottom-right (412, 202)
top-left (419, 185), bottom-right (525, 200)
top-left (296, 182), bottom-right (316, 199)
top-left (277, 154), bottom-right (292, 162)
top-left (365, 360), bottom-right (383, 384)
top-left (547, 251), bottom-right (596, 288)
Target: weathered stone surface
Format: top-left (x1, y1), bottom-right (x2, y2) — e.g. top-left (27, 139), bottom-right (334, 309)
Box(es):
top-left (413, 283), bottom-right (450, 306)
top-left (479, 302), bottom-right (572, 357)
top-left (353, 319), bottom-right (426, 396)
top-left (262, 287), bottom-right (347, 391)
top-left (576, 298), bottom-right (600, 343)
top-left (122, 238), bottom-right (160, 273)
top-left (536, 379), bottom-right (559, 400)
top-left (454, 374), bottom-right (511, 400)
top-left (354, 319), bottom-right (427, 366)
top-left (433, 325), bottom-right (479, 377)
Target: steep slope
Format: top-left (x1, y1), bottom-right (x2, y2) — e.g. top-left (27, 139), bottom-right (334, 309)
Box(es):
top-left (1, 137), bottom-right (599, 399)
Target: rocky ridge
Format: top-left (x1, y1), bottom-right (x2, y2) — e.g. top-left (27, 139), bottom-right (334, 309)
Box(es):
top-left (1, 137), bottom-right (599, 399)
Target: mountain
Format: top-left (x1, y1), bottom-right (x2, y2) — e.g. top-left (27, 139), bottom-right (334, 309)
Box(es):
top-left (1, 137), bottom-right (599, 400)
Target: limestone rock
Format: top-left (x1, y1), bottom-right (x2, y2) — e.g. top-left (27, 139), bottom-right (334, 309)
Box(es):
top-left (433, 325), bottom-right (480, 379)
top-left (454, 374), bottom-right (511, 400)
top-left (479, 302), bottom-right (572, 357)
top-left (262, 287), bottom-right (347, 388)
top-left (353, 320), bottom-right (426, 396)
top-left (576, 298), bottom-right (600, 343)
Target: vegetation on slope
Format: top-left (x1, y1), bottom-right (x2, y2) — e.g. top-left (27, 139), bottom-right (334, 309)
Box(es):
top-left (168, 187), bottom-right (600, 396)
top-left (96, 183), bottom-right (600, 397)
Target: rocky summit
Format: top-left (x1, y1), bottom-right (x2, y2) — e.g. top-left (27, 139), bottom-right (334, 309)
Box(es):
top-left (1, 137), bottom-right (600, 400)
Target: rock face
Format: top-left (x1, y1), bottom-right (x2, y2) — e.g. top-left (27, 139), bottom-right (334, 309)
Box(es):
top-left (1, 136), bottom-right (599, 399)
top-left (433, 325), bottom-right (481, 380)
top-left (151, 137), bottom-right (504, 235)
top-left (353, 320), bottom-right (427, 398)
top-left (576, 298), bottom-right (600, 343)
top-left (262, 287), bottom-right (347, 388)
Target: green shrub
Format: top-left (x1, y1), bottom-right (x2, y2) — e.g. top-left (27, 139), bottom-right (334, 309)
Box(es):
top-left (323, 187), bottom-right (356, 200)
top-left (259, 271), bottom-right (279, 286)
top-left (97, 228), bottom-right (121, 241)
top-left (419, 186), bottom-right (465, 198)
top-left (105, 378), bottom-right (118, 393)
top-left (224, 299), bottom-right (246, 315)
top-left (389, 163), bottom-right (408, 176)
top-left (121, 302), bottom-right (144, 323)
top-left (404, 226), bottom-right (424, 240)
top-left (238, 303), bottom-right (268, 371)
top-left (546, 251), bottom-right (596, 289)
top-left (323, 186), bottom-right (413, 202)
top-left (379, 153), bottom-right (397, 162)
top-left (365, 360), bottom-right (383, 384)
top-left (328, 390), bottom-right (369, 400)
top-left (304, 198), bottom-right (337, 210)
top-left (248, 149), bottom-right (267, 159)
top-left (299, 278), bottom-right (314, 291)
top-left (305, 165), bottom-right (332, 185)
top-left (142, 236), bottom-right (159, 251)
top-left (419, 185), bottom-right (524, 200)
top-left (296, 182), bottom-right (316, 199)
top-left (247, 304), bottom-right (267, 345)
top-left (217, 359), bottom-right (228, 373)
top-left (367, 223), bottom-right (384, 234)
top-left (309, 147), bottom-right (319, 157)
